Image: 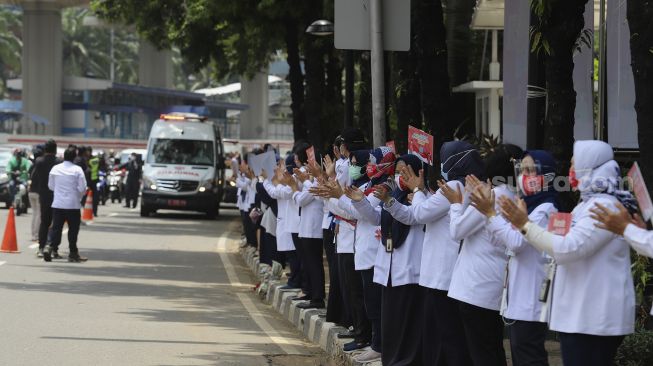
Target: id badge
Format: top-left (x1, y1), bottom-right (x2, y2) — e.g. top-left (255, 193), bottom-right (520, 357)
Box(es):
top-left (385, 238), bottom-right (393, 253)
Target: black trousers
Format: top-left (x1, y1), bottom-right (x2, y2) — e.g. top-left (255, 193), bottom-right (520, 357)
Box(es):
top-left (240, 209), bottom-right (257, 246)
top-left (559, 332), bottom-right (624, 366)
top-left (339, 255), bottom-right (371, 344)
top-left (382, 283), bottom-right (424, 366)
top-left (299, 237), bottom-right (325, 302)
top-left (508, 320), bottom-right (549, 366)
top-left (361, 268), bottom-right (382, 352)
top-left (260, 231), bottom-right (283, 266)
top-left (38, 194), bottom-right (54, 250)
top-left (125, 181), bottom-right (139, 208)
top-left (458, 301), bottom-right (507, 366)
top-left (50, 208), bottom-right (81, 254)
top-left (91, 180), bottom-right (99, 216)
top-left (338, 253), bottom-right (354, 330)
top-left (285, 249), bottom-right (302, 288)
top-left (324, 229), bottom-right (348, 325)
top-left (292, 233), bottom-right (310, 296)
top-left (422, 288), bottom-right (473, 366)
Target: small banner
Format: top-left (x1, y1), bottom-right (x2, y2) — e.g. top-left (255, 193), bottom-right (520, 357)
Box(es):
top-left (547, 213), bottom-right (572, 235)
top-left (407, 126), bottom-right (434, 165)
top-left (386, 140), bottom-right (396, 153)
top-left (306, 146), bottom-right (317, 164)
top-left (628, 162), bottom-right (653, 221)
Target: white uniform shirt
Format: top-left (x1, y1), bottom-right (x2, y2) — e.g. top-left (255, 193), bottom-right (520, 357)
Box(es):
top-left (48, 161), bottom-right (87, 210)
top-left (325, 197), bottom-right (355, 254)
top-left (337, 182), bottom-right (382, 270)
top-left (353, 195), bottom-right (424, 287)
top-left (487, 202), bottom-right (556, 322)
top-left (335, 158), bottom-right (350, 187)
top-left (624, 224), bottom-right (653, 315)
top-left (384, 180), bottom-right (462, 291)
top-left (539, 195), bottom-right (635, 336)
top-left (447, 185), bottom-right (514, 311)
top-left (236, 175), bottom-right (251, 211)
top-left (263, 180), bottom-right (295, 251)
top-left (293, 180), bottom-right (324, 239)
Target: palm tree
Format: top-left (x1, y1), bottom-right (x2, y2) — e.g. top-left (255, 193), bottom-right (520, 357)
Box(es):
top-left (0, 6), bottom-right (22, 98)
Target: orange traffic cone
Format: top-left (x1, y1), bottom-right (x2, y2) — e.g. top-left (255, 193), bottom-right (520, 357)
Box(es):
top-left (1, 207), bottom-right (19, 253)
top-left (82, 190), bottom-right (94, 222)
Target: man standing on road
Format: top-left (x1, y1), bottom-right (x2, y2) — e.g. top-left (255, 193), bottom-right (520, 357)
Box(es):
top-left (43, 145), bottom-right (88, 263)
top-left (28, 144), bottom-right (44, 242)
top-left (31, 140), bottom-right (60, 257)
top-left (121, 153), bottom-right (141, 209)
top-left (88, 149), bottom-right (100, 217)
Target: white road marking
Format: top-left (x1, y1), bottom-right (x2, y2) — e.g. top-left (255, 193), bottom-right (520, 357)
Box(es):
top-left (0, 261), bottom-right (5, 266)
top-left (29, 244), bottom-right (38, 249)
top-left (216, 235), bottom-right (300, 355)
top-left (63, 228), bottom-right (69, 235)
top-left (108, 213), bottom-right (119, 217)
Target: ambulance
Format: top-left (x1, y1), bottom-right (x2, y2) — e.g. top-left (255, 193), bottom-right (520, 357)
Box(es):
top-left (140, 113), bottom-right (225, 218)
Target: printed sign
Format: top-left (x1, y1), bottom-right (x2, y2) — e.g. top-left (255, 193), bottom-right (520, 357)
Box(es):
top-left (248, 151), bottom-right (277, 177)
top-left (386, 140), bottom-right (396, 153)
top-left (547, 213), bottom-right (572, 235)
top-left (307, 146), bottom-right (317, 164)
top-left (628, 162), bottom-right (653, 221)
top-left (407, 126), bottom-right (434, 165)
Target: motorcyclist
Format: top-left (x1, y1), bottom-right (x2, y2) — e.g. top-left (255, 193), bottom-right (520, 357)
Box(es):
top-left (7, 149), bottom-right (31, 204)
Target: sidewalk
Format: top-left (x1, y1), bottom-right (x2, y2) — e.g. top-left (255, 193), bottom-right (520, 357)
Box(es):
top-left (238, 244), bottom-right (562, 366)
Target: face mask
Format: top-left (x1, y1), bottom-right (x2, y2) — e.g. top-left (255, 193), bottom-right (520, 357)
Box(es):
top-left (569, 168), bottom-right (579, 189)
top-left (518, 174), bottom-right (544, 196)
top-left (366, 162), bottom-right (394, 179)
top-left (441, 149), bottom-right (474, 181)
top-left (349, 165), bottom-right (363, 181)
top-left (394, 175), bottom-right (408, 191)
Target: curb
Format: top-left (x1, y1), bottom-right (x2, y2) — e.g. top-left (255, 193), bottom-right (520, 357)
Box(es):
top-left (239, 245), bottom-right (382, 366)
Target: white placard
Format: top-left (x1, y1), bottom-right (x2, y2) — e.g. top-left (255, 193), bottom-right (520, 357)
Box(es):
top-left (248, 151), bottom-right (277, 177)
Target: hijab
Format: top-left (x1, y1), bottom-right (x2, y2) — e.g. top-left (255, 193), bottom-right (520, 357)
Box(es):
top-left (285, 154), bottom-right (295, 174)
top-left (522, 150), bottom-right (559, 214)
top-left (573, 140), bottom-right (638, 212)
top-left (440, 141), bottom-right (485, 183)
top-left (368, 146), bottom-right (397, 187)
top-left (381, 154), bottom-right (423, 250)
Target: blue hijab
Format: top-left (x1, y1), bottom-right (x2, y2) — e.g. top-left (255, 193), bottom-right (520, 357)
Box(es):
top-left (440, 141), bottom-right (485, 183)
top-left (381, 154), bottom-right (423, 250)
top-left (285, 154), bottom-right (295, 174)
top-left (522, 150), bottom-right (559, 214)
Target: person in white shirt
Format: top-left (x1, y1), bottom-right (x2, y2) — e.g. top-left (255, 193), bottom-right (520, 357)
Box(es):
top-left (385, 141), bottom-right (481, 366)
top-left (366, 154), bottom-right (425, 366)
top-left (440, 144), bottom-right (523, 366)
top-left (236, 156), bottom-right (257, 247)
top-left (499, 140), bottom-right (636, 366)
top-left (470, 150), bottom-right (559, 366)
top-left (43, 146), bottom-right (88, 263)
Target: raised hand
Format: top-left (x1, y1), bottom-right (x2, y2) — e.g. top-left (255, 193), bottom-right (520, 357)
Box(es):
top-left (498, 196), bottom-right (529, 229)
top-left (465, 174), bottom-right (484, 193)
top-left (470, 184), bottom-right (496, 217)
top-left (344, 185), bottom-right (365, 202)
top-left (260, 169), bottom-right (268, 180)
top-left (323, 155), bottom-right (336, 178)
top-left (437, 179), bottom-right (463, 204)
top-left (400, 165), bottom-right (425, 192)
top-left (294, 168), bottom-right (310, 183)
top-left (590, 202), bottom-right (644, 236)
top-left (373, 185), bottom-right (392, 204)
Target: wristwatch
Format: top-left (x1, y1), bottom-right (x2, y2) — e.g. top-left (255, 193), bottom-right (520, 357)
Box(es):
top-left (385, 198), bottom-right (396, 208)
top-left (520, 222), bottom-right (530, 235)
top-left (412, 186), bottom-right (422, 194)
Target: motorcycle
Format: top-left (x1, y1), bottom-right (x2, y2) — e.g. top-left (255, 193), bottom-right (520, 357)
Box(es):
top-left (96, 171), bottom-right (108, 205)
top-left (9, 171), bottom-right (28, 216)
top-left (108, 169), bottom-right (124, 203)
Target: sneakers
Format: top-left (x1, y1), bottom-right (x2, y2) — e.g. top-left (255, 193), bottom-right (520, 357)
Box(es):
top-left (52, 251), bottom-right (63, 259)
top-left (354, 348), bottom-right (381, 363)
top-left (291, 295), bottom-right (310, 301)
top-left (36, 249), bottom-right (43, 258)
top-left (343, 340), bottom-right (370, 352)
top-left (42, 245), bottom-right (52, 262)
top-left (68, 255), bottom-right (88, 263)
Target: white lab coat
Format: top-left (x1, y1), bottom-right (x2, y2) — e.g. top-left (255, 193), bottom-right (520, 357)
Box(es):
top-left (353, 195), bottom-right (424, 287)
top-left (263, 180), bottom-right (295, 251)
top-left (383, 180), bottom-right (462, 291)
top-left (337, 182), bottom-right (383, 270)
top-left (525, 194), bottom-right (635, 336)
top-left (447, 185), bottom-right (514, 311)
top-left (325, 197), bottom-right (355, 254)
top-left (624, 224), bottom-right (653, 315)
top-left (487, 202), bottom-right (556, 322)
top-left (293, 180), bottom-right (324, 239)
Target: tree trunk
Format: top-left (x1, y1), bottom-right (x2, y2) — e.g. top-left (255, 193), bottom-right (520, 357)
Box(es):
top-left (417, 0), bottom-right (452, 165)
top-left (324, 48), bottom-right (344, 148)
top-left (357, 51), bottom-right (373, 142)
top-left (303, 25), bottom-right (326, 152)
top-left (627, 0), bottom-right (653, 191)
top-left (393, 50), bottom-right (421, 154)
top-left (284, 19), bottom-right (307, 142)
top-left (541, 0), bottom-right (588, 165)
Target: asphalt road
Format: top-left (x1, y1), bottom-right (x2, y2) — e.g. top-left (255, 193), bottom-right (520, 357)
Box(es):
top-left (0, 203), bottom-right (331, 366)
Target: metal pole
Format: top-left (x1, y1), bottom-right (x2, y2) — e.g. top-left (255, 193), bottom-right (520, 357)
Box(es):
top-left (597, 0), bottom-right (606, 140)
top-left (110, 27), bottom-right (115, 82)
top-left (369, 0), bottom-right (386, 146)
top-left (344, 50), bottom-right (354, 128)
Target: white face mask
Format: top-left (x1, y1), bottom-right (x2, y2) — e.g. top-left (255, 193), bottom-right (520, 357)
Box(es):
top-left (441, 149), bottom-right (474, 181)
top-left (394, 175), bottom-right (402, 190)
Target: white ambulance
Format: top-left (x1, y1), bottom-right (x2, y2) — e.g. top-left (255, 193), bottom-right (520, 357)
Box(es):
top-left (141, 113), bottom-right (225, 218)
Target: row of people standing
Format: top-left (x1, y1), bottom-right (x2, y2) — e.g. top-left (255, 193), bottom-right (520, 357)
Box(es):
top-left (235, 133), bottom-right (637, 366)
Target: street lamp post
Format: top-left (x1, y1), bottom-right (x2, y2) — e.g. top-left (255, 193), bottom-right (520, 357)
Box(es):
top-left (306, 19), bottom-right (354, 129)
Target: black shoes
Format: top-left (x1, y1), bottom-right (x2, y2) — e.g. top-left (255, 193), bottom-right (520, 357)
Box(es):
top-left (296, 301), bottom-right (325, 310)
top-left (68, 255), bottom-right (88, 263)
top-left (52, 251), bottom-right (62, 259)
top-left (292, 295), bottom-right (310, 301)
top-left (337, 330), bottom-right (356, 339)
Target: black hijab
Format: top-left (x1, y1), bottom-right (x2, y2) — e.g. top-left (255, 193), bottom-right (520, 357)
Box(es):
top-left (381, 154), bottom-right (423, 250)
top-left (440, 141), bottom-right (485, 183)
top-left (350, 150), bottom-right (371, 187)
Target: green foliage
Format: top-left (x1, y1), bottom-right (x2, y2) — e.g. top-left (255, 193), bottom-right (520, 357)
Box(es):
top-left (614, 330), bottom-right (653, 366)
top-left (0, 6), bottom-right (22, 98)
top-left (529, 0), bottom-right (553, 56)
